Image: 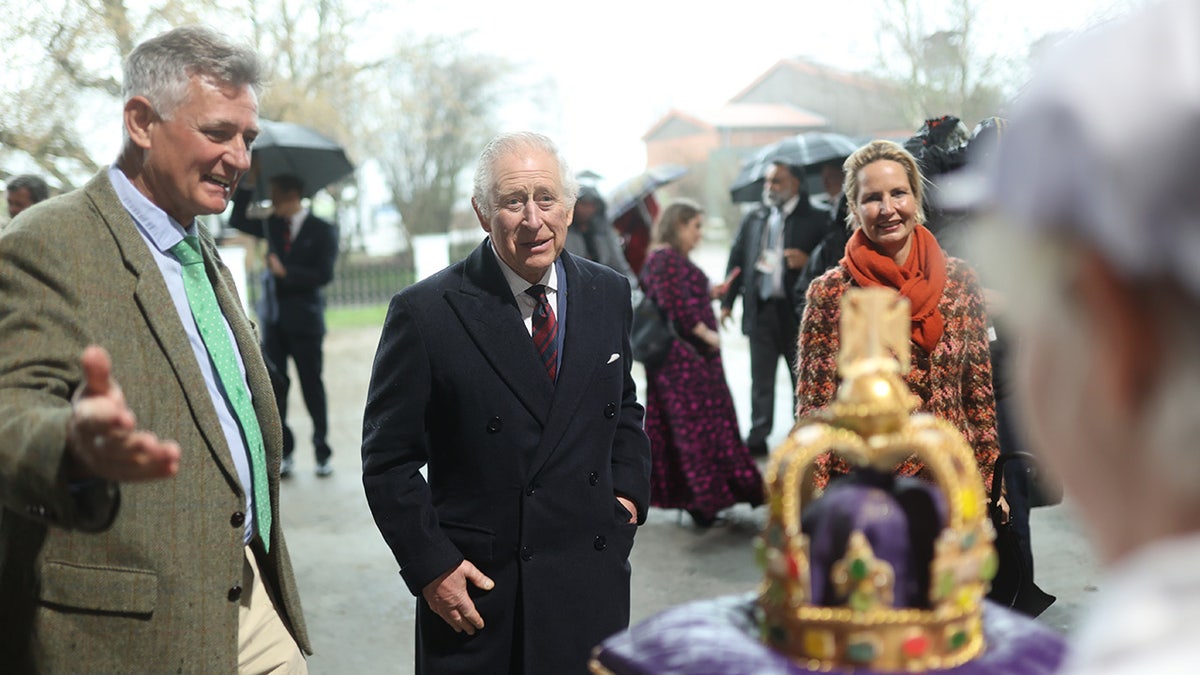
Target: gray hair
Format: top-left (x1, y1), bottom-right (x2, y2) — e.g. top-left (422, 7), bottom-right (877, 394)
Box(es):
top-left (979, 227), bottom-right (1200, 496)
top-left (6, 174), bottom-right (49, 203)
top-left (472, 132), bottom-right (578, 220)
top-left (123, 26), bottom-right (264, 123)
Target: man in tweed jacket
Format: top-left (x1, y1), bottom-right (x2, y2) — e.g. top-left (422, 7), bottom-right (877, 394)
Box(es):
top-left (0, 27), bottom-right (310, 671)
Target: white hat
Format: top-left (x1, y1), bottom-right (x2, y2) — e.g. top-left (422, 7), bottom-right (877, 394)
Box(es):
top-left (989, 0), bottom-right (1200, 297)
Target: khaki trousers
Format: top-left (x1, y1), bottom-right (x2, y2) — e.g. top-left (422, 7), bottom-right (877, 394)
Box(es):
top-left (239, 545), bottom-right (307, 674)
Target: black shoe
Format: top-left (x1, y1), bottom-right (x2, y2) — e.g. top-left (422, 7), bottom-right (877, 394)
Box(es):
top-left (280, 457), bottom-right (295, 478)
top-left (686, 509), bottom-right (717, 529)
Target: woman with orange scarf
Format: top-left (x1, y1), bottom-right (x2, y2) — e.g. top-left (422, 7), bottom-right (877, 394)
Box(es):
top-left (796, 139), bottom-right (999, 491)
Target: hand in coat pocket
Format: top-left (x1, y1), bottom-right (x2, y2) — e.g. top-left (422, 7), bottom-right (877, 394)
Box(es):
top-left (422, 560), bottom-right (495, 635)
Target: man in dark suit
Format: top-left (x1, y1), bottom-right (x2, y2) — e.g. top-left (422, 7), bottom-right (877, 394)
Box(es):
top-left (229, 173), bottom-right (339, 477)
top-left (794, 160), bottom-right (851, 320)
top-left (721, 161), bottom-right (829, 456)
top-left (0, 26), bottom-right (309, 671)
top-left (362, 131), bottom-right (652, 674)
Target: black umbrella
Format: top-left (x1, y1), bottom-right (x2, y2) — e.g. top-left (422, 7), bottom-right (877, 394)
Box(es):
top-left (251, 119), bottom-right (355, 199)
top-left (729, 131), bottom-right (862, 203)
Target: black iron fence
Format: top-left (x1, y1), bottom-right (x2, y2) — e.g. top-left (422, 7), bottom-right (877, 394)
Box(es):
top-left (243, 250), bottom-right (414, 310)
top-left (326, 251), bottom-right (415, 307)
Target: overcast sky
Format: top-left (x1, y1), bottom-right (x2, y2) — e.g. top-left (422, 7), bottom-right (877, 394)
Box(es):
top-left (391, 0), bottom-right (1136, 189)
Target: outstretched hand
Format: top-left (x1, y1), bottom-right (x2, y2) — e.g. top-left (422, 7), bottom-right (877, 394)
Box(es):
top-left (423, 560), bottom-right (495, 635)
top-left (66, 346), bottom-right (181, 482)
top-left (711, 267), bottom-right (740, 300)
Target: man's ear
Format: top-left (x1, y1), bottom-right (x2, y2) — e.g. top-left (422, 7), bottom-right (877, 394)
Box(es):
top-left (1076, 248), bottom-right (1161, 417)
top-left (472, 198), bottom-right (491, 233)
top-left (124, 96), bottom-right (156, 151)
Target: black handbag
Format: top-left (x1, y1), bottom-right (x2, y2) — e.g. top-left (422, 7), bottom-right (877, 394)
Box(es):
top-left (986, 452), bottom-right (1056, 616)
top-left (631, 293), bottom-right (676, 371)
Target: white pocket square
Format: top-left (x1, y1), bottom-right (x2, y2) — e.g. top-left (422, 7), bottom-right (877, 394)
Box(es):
top-left (607, 353), bottom-right (620, 364)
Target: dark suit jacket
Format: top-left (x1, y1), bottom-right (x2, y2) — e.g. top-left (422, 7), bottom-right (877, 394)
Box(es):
top-left (362, 240), bottom-right (651, 674)
top-left (721, 198), bottom-right (830, 335)
top-left (794, 194), bottom-right (851, 319)
top-left (0, 171), bottom-right (310, 671)
top-left (228, 187), bottom-right (338, 336)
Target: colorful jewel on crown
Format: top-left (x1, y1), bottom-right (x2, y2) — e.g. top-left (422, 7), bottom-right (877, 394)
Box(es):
top-left (755, 288), bottom-right (998, 671)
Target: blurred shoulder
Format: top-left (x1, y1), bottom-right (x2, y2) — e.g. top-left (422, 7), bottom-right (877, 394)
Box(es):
top-left (397, 258), bottom-right (467, 304)
top-left (810, 264), bottom-right (851, 295)
top-left (643, 245), bottom-right (676, 267)
top-left (570, 251), bottom-right (623, 284)
top-left (802, 265), bottom-right (851, 318)
top-left (944, 256), bottom-right (983, 288)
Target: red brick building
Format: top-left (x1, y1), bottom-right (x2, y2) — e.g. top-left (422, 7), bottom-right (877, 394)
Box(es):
top-left (640, 57), bottom-right (911, 224)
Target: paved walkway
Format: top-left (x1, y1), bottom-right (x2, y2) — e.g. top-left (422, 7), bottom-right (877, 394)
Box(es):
top-left (277, 243), bottom-right (1102, 673)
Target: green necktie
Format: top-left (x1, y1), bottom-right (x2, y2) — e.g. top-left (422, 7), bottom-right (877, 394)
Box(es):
top-left (170, 235), bottom-right (271, 551)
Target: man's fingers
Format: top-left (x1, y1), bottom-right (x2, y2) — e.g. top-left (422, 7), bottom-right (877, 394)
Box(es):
top-left (79, 345), bottom-right (114, 396)
top-left (462, 562), bottom-right (495, 592)
top-left (460, 606), bottom-right (485, 633)
top-left (72, 430), bottom-right (181, 483)
top-left (127, 434), bottom-right (182, 479)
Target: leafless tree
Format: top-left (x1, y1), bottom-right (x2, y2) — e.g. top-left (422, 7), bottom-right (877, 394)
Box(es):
top-left (0, 0), bottom-right (202, 188)
top-left (873, 0), bottom-right (1007, 129)
top-left (368, 36), bottom-right (511, 237)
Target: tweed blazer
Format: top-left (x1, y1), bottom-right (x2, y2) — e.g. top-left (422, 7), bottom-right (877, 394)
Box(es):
top-left (0, 170), bottom-right (310, 672)
top-left (796, 257), bottom-right (999, 491)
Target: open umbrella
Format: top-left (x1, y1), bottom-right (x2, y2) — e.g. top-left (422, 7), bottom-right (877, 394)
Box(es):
top-left (729, 131), bottom-right (861, 202)
top-left (606, 164), bottom-right (688, 221)
top-left (604, 165), bottom-right (687, 276)
top-left (251, 119), bottom-right (355, 199)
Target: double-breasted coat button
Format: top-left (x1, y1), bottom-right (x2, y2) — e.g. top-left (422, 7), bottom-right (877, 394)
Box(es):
top-left (520, 546), bottom-right (533, 562)
top-left (230, 512), bottom-right (245, 528)
top-left (228, 585), bottom-right (243, 602)
top-left (525, 486), bottom-right (536, 497)
top-left (588, 472), bottom-right (599, 486)
top-left (594, 535), bottom-right (607, 551)
top-left (486, 416), bottom-right (502, 433)
top-left (604, 402), bottom-right (617, 419)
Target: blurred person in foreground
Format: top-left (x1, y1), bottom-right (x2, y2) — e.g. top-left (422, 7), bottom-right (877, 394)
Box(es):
top-left (977, 1), bottom-right (1200, 671)
top-left (640, 199), bottom-right (762, 528)
top-left (6, 174), bottom-right (50, 219)
top-left (797, 140), bottom-right (1000, 494)
top-left (0, 26), bottom-right (309, 671)
top-left (361, 131), bottom-right (651, 674)
top-left (229, 171), bottom-right (339, 478)
top-left (721, 161), bottom-right (829, 456)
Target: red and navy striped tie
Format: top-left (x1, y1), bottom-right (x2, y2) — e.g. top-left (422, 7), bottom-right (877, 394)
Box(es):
top-left (525, 284), bottom-right (558, 381)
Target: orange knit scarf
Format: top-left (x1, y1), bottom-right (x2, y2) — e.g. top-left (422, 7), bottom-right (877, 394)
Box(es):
top-left (842, 224), bottom-right (947, 353)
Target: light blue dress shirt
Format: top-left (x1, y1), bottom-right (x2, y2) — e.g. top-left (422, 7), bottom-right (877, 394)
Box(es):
top-left (108, 166), bottom-right (258, 544)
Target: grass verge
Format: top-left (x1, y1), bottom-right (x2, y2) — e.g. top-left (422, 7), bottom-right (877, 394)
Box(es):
top-left (326, 304), bottom-right (389, 331)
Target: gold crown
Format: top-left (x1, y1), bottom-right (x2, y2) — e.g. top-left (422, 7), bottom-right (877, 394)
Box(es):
top-left (755, 288), bottom-right (998, 671)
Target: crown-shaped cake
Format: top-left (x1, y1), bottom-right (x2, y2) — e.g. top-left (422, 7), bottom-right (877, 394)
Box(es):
top-left (755, 288), bottom-right (998, 671)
